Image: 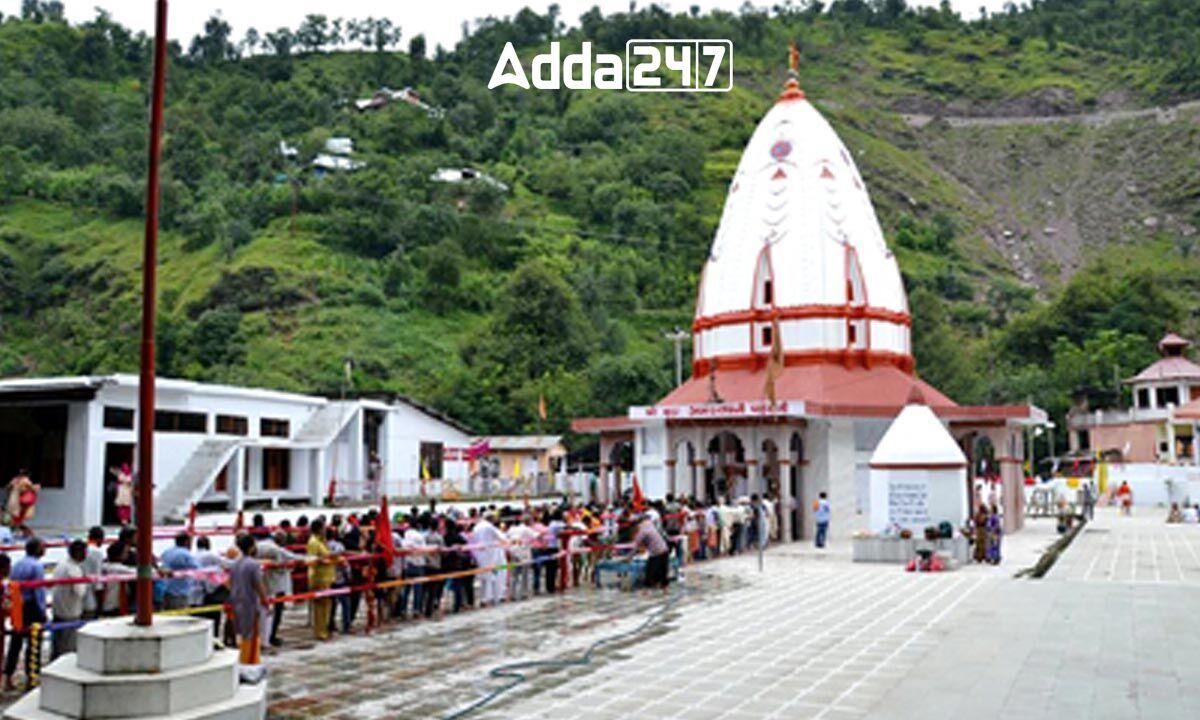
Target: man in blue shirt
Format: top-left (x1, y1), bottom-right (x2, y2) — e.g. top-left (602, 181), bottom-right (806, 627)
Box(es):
top-left (814, 492), bottom-right (831, 549)
top-left (4, 537), bottom-right (46, 691)
top-left (160, 532), bottom-right (199, 610)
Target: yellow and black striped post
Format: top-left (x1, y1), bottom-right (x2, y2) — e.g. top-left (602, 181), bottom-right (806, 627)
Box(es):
top-left (26, 623), bottom-right (42, 690)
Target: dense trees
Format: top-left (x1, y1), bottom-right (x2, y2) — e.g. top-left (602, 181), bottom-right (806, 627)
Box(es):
top-left (0, 2), bottom-right (1198, 445)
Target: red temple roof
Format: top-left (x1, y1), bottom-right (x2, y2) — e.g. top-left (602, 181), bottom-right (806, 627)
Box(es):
top-left (657, 363), bottom-right (955, 417)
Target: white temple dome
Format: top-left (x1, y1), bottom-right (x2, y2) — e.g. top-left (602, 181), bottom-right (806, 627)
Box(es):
top-left (692, 76), bottom-right (912, 377)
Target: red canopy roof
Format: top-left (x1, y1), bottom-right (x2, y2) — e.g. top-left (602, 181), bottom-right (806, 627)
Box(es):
top-left (657, 363), bottom-right (955, 417)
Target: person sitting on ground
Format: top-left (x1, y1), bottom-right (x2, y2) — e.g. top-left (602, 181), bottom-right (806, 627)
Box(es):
top-left (1116, 481), bottom-right (1133, 515)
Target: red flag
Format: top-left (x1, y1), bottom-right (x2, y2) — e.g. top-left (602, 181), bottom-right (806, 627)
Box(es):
top-left (233, 509), bottom-right (244, 533)
top-left (327, 477), bottom-right (338, 506)
top-left (375, 496), bottom-right (395, 568)
top-left (631, 473), bottom-right (646, 513)
top-left (187, 502), bottom-right (197, 535)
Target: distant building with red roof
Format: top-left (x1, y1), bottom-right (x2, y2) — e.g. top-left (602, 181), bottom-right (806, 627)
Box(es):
top-left (572, 62), bottom-right (1044, 541)
top-left (1069, 332), bottom-right (1200, 463)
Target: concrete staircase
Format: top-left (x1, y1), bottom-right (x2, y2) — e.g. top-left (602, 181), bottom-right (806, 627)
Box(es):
top-left (154, 439), bottom-right (241, 523)
top-left (4, 616), bottom-right (265, 720)
top-left (293, 401), bottom-right (357, 445)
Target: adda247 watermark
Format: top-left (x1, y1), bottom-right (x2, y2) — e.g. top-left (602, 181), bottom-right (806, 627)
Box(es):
top-left (488, 40), bottom-right (733, 92)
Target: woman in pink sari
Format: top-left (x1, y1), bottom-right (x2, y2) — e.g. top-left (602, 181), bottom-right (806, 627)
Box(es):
top-left (6, 469), bottom-right (39, 537)
top-left (111, 464), bottom-right (134, 525)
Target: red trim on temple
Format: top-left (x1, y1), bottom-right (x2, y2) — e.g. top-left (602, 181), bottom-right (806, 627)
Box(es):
top-left (693, 349), bottom-right (914, 377)
top-left (570, 416), bottom-right (640, 433)
top-left (778, 77), bottom-right (805, 102)
top-left (693, 304), bottom-right (911, 332)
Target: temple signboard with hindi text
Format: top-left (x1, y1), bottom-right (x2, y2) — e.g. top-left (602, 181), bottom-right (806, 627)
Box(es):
top-left (888, 479), bottom-right (931, 527)
top-left (629, 400), bottom-right (806, 420)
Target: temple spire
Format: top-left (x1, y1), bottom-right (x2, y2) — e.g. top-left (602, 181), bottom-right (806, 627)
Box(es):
top-left (779, 40), bottom-right (805, 101)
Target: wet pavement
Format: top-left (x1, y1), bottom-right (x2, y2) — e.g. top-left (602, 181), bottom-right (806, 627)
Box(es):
top-left (262, 568), bottom-right (743, 720)
top-left (5, 514), bottom-right (1197, 719)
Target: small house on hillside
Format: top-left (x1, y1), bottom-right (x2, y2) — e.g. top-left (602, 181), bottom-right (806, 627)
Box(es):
top-left (312, 136), bottom-right (365, 174)
top-left (355, 86), bottom-right (445, 119)
top-left (431, 167), bottom-right (509, 193)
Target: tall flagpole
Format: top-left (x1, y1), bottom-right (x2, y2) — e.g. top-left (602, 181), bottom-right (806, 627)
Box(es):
top-left (136, 0), bottom-right (169, 627)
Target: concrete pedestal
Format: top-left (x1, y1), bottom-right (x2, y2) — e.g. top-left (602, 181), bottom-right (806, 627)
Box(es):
top-left (4, 617), bottom-right (265, 720)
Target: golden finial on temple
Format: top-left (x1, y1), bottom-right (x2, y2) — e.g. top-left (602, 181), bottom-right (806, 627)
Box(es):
top-left (780, 40), bottom-right (805, 101)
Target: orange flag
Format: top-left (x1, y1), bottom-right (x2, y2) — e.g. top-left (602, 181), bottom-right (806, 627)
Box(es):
top-left (764, 315), bottom-right (784, 406)
top-left (631, 474), bottom-right (646, 513)
top-left (538, 393), bottom-right (547, 422)
top-left (8, 582), bottom-right (24, 632)
top-left (376, 496), bottom-right (395, 568)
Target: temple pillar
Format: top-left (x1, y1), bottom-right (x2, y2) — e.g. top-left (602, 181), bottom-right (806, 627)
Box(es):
top-left (778, 458), bottom-right (793, 542)
top-left (745, 458), bottom-right (759, 500)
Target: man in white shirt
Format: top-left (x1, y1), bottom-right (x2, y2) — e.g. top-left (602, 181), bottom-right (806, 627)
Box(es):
top-left (398, 520), bottom-right (427, 618)
top-left (255, 531), bottom-right (303, 647)
top-left (82, 526), bottom-right (106, 619)
top-left (51, 540), bottom-right (88, 660)
top-left (506, 516), bottom-right (537, 600)
top-left (471, 513), bottom-right (507, 606)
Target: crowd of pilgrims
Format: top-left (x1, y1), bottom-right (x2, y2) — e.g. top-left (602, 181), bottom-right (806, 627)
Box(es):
top-left (0, 493), bottom-right (777, 686)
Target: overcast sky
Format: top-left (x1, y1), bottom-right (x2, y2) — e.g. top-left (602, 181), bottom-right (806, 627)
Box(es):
top-left (1, 0), bottom-right (1014, 51)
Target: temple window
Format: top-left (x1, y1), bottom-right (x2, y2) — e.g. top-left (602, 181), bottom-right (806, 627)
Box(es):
top-left (762, 325), bottom-right (773, 347)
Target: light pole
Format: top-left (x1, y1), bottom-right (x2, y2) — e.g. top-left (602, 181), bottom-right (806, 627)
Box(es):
top-left (135, 0), bottom-right (169, 627)
top-left (664, 328), bottom-right (689, 386)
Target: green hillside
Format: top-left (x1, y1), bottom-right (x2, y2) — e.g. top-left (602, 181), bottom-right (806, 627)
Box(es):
top-left (2, 1), bottom-right (1199, 448)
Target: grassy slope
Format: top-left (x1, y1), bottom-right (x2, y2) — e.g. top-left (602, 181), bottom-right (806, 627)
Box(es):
top-left (1, 17), bottom-right (1195, 425)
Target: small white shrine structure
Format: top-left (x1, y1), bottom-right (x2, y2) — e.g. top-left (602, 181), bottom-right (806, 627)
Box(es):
top-left (868, 390), bottom-right (969, 532)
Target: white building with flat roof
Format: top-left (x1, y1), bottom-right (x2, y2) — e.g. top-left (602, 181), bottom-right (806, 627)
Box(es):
top-left (0, 374), bottom-right (473, 531)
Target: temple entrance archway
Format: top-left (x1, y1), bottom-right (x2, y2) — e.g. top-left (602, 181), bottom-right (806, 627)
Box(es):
top-left (706, 432), bottom-right (745, 502)
top-left (608, 440), bottom-right (634, 501)
top-left (760, 438), bottom-right (780, 499)
top-left (789, 432), bottom-right (805, 540)
top-left (972, 435), bottom-right (998, 512)
top-left (671, 439), bottom-right (696, 498)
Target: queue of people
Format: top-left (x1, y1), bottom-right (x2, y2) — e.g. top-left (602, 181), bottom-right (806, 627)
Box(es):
top-left (0, 492), bottom-right (776, 688)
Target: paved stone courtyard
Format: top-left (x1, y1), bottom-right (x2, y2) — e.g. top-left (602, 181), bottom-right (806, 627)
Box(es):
top-left (2, 507), bottom-right (1194, 719)
top-left (256, 507), bottom-right (1199, 720)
